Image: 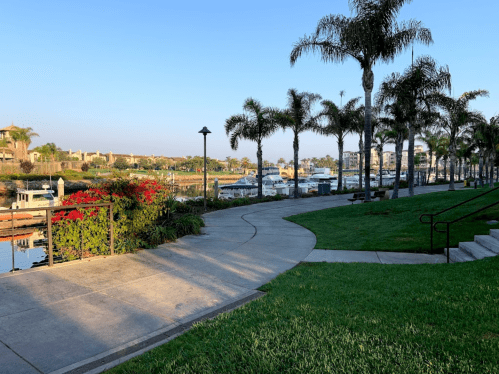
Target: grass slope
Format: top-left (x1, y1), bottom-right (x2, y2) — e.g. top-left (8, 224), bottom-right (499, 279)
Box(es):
top-left (109, 258), bottom-right (499, 373)
top-left (286, 188), bottom-right (499, 253)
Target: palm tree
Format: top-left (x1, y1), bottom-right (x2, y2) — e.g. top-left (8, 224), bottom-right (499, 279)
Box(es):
top-left (316, 97), bottom-right (361, 190)
top-left (473, 118), bottom-right (499, 188)
top-left (351, 107), bottom-right (366, 190)
top-left (372, 127), bottom-right (391, 187)
top-left (275, 89), bottom-right (321, 198)
top-left (377, 101), bottom-right (410, 199)
top-left (9, 127), bottom-right (39, 160)
top-left (376, 56), bottom-right (451, 196)
top-left (290, 0), bottom-right (432, 201)
top-left (418, 127), bottom-right (442, 183)
top-left (432, 89), bottom-right (489, 190)
top-left (434, 136), bottom-right (449, 182)
top-left (225, 98), bottom-right (278, 198)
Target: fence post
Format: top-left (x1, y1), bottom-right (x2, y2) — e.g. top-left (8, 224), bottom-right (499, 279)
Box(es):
top-left (109, 203), bottom-right (114, 255)
top-left (47, 209), bottom-right (53, 266)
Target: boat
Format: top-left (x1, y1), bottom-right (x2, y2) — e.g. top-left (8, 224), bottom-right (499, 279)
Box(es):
top-left (376, 170), bottom-right (396, 186)
top-left (6, 184), bottom-right (59, 217)
top-left (0, 185), bottom-right (58, 228)
top-left (219, 174), bottom-right (287, 199)
top-left (286, 178), bottom-right (315, 194)
top-left (219, 177), bottom-right (258, 199)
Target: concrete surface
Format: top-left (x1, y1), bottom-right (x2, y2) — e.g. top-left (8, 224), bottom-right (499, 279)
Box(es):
top-left (0, 183), bottom-right (459, 373)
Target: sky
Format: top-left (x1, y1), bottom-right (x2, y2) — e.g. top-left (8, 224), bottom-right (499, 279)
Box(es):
top-left (1, 0), bottom-right (497, 164)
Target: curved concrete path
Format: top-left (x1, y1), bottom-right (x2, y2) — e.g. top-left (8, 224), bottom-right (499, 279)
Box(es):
top-left (0, 184), bottom-right (455, 374)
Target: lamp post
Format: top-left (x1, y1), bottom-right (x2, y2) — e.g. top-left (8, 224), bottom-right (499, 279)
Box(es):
top-left (198, 126), bottom-right (211, 211)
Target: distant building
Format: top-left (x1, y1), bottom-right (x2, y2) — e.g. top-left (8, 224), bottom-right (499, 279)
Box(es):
top-left (0, 124), bottom-right (23, 160)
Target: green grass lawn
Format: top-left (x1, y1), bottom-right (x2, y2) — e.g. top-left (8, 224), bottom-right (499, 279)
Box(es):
top-left (286, 188), bottom-right (499, 253)
top-left (109, 258), bottom-right (499, 373)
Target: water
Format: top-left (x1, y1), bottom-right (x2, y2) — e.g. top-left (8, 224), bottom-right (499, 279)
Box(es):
top-left (0, 230), bottom-right (48, 274)
top-left (176, 183), bottom-right (217, 199)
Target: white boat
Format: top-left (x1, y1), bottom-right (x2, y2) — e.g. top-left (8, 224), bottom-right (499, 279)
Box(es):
top-left (308, 173), bottom-right (334, 188)
top-left (8, 185), bottom-right (59, 216)
top-left (286, 178), bottom-right (312, 194)
top-left (219, 177), bottom-right (258, 199)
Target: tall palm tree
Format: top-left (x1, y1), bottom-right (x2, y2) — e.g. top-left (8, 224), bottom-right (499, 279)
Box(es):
top-left (290, 0), bottom-right (432, 201)
top-left (417, 127), bottom-right (442, 183)
top-left (351, 106), bottom-right (366, 190)
top-left (372, 127), bottom-right (391, 187)
top-left (316, 97), bottom-right (361, 191)
top-left (225, 98), bottom-right (278, 198)
top-left (376, 56), bottom-right (451, 196)
top-left (377, 101), bottom-right (409, 199)
top-left (434, 136), bottom-right (449, 182)
top-left (432, 89), bottom-right (489, 190)
top-left (275, 89), bottom-right (321, 198)
top-left (9, 127), bottom-right (39, 160)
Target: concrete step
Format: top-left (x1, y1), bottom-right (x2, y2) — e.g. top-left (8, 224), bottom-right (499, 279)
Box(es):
top-left (444, 248), bottom-right (475, 263)
top-left (475, 235), bottom-right (499, 254)
top-left (490, 229), bottom-right (499, 241)
top-left (459, 241), bottom-right (496, 260)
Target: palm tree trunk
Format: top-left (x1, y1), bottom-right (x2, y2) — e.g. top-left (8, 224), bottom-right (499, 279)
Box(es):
top-left (449, 143), bottom-right (456, 191)
top-left (479, 151), bottom-right (484, 187)
top-left (489, 159), bottom-right (494, 188)
top-left (435, 157), bottom-right (440, 184)
top-left (358, 136), bottom-right (363, 191)
top-left (408, 123), bottom-right (415, 197)
top-left (337, 139), bottom-right (344, 191)
top-left (257, 141), bottom-right (263, 199)
top-left (378, 149), bottom-right (383, 187)
top-left (392, 135), bottom-right (403, 199)
top-left (443, 157), bottom-right (447, 182)
top-left (293, 133), bottom-right (299, 198)
top-left (362, 70), bottom-right (373, 201)
top-left (427, 148), bottom-right (433, 184)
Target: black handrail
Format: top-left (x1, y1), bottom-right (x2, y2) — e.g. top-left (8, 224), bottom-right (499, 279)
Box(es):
top-left (434, 199), bottom-right (499, 263)
top-left (419, 186), bottom-right (499, 255)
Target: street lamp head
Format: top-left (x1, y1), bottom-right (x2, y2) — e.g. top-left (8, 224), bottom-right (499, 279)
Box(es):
top-left (198, 126), bottom-right (211, 135)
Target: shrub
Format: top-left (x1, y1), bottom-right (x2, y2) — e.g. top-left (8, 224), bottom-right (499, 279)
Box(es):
top-left (20, 160), bottom-right (36, 174)
top-left (398, 180), bottom-right (409, 189)
top-left (172, 214), bottom-right (204, 237)
top-left (81, 162), bottom-right (90, 172)
top-left (52, 178), bottom-right (173, 258)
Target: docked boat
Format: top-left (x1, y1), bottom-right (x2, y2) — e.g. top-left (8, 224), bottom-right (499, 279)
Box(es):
top-left (376, 170), bottom-right (396, 186)
top-left (219, 177), bottom-right (258, 199)
top-left (286, 178), bottom-right (315, 194)
top-left (11, 185), bottom-right (59, 215)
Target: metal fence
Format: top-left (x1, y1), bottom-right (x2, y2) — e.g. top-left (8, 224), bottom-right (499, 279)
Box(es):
top-left (1, 203), bottom-right (113, 273)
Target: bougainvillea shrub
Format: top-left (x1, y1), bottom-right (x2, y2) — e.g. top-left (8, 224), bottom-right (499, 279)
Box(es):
top-left (52, 178), bottom-right (172, 260)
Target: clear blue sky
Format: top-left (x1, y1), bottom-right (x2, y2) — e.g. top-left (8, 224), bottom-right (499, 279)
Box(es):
top-left (1, 0), bottom-right (497, 163)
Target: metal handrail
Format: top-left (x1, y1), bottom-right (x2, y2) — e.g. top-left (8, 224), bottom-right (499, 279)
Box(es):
top-left (419, 186), bottom-right (499, 255)
top-left (434, 199), bottom-right (499, 263)
top-left (4, 203), bottom-right (114, 272)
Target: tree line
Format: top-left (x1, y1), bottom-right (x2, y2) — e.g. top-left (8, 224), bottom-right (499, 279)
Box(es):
top-left (225, 0), bottom-right (495, 200)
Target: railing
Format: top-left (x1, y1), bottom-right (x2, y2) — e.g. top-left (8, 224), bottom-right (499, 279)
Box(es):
top-left (419, 186), bottom-right (499, 263)
top-left (2, 203), bottom-right (113, 273)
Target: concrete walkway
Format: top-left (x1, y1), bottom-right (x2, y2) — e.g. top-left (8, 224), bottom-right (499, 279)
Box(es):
top-left (0, 184), bottom-right (457, 374)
